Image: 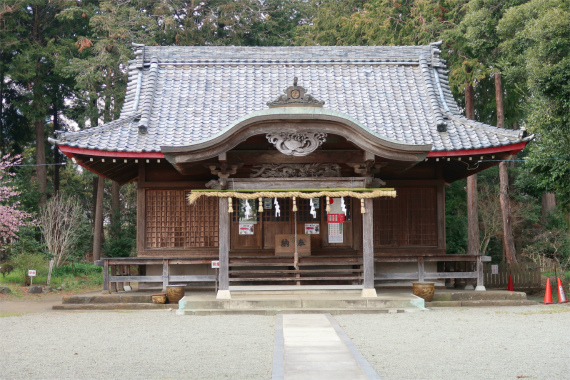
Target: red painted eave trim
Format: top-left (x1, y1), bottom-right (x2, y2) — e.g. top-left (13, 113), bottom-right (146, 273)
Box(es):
top-left (427, 142), bottom-right (528, 157)
top-left (58, 145), bottom-right (164, 158)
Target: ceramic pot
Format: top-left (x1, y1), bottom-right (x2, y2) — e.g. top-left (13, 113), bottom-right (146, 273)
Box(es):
top-left (412, 282), bottom-right (435, 302)
top-left (166, 285), bottom-right (186, 304)
top-left (151, 293), bottom-right (167, 304)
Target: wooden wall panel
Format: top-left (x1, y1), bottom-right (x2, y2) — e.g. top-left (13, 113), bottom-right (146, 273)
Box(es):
top-left (145, 190), bottom-right (218, 250)
top-left (374, 187), bottom-right (438, 248)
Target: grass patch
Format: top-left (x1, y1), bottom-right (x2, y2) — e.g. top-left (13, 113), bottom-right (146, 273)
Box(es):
top-left (0, 263), bottom-right (103, 300)
top-left (0, 313), bottom-right (24, 318)
top-left (515, 307), bottom-right (570, 315)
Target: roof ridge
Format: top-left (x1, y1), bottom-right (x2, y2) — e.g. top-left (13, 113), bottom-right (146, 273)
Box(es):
top-left (138, 57), bottom-right (159, 128)
top-left (419, 55), bottom-right (447, 131)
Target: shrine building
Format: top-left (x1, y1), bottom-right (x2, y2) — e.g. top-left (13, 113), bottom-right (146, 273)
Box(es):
top-left (50, 43), bottom-right (532, 299)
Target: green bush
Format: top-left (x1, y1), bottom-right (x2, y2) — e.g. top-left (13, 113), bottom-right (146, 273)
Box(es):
top-left (51, 263), bottom-right (102, 277)
top-left (11, 253), bottom-right (48, 285)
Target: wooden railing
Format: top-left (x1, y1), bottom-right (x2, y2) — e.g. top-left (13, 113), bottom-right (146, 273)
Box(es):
top-left (374, 255), bottom-right (491, 283)
top-left (483, 263), bottom-right (541, 290)
top-left (98, 254), bottom-right (493, 292)
top-left (97, 257), bottom-right (217, 292)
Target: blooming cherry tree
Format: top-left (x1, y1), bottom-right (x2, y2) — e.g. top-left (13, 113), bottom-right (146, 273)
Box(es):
top-left (0, 154), bottom-right (35, 248)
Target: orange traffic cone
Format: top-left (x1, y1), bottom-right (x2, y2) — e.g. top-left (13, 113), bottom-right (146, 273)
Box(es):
top-left (556, 278), bottom-right (568, 304)
top-left (541, 278), bottom-right (554, 304)
top-left (507, 275), bottom-right (514, 291)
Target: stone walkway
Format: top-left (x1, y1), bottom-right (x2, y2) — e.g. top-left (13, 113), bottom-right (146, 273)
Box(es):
top-left (273, 314), bottom-right (381, 380)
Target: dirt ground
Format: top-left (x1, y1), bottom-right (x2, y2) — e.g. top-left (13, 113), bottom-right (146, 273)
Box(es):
top-left (0, 287), bottom-right (100, 314)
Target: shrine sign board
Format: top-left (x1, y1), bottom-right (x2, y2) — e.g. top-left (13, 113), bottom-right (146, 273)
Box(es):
top-left (275, 234), bottom-right (311, 257)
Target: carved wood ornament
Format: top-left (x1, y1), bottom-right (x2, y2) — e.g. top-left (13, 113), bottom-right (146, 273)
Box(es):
top-left (266, 131), bottom-right (327, 156)
top-left (250, 163), bottom-right (341, 178)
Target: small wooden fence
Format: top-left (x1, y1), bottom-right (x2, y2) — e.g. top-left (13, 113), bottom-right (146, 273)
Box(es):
top-left (483, 263), bottom-right (541, 290)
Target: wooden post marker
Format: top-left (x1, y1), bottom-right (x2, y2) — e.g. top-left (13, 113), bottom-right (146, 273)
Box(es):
top-left (28, 269), bottom-right (36, 286)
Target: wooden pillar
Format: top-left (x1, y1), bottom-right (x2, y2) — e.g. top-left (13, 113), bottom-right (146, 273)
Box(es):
top-left (110, 265), bottom-right (117, 292)
top-left (93, 175), bottom-right (105, 261)
top-left (217, 197), bottom-right (231, 299)
top-left (475, 256), bottom-right (486, 291)
top-left (466, 174), bottom-right (480, 255)
top-left (162, 259), bottom-right (169, 292)
top-left (417, 257), bottom-right (425, 282)
top-left (102, 260), bottom-right (109, 292)
top-left (361, 198), bottom-right (377, 297)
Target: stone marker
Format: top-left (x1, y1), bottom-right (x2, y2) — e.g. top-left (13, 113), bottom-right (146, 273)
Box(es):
top-left (0, 286), bottom-right (11, 295)
top-left (28, 285), bottom-right (43, 294)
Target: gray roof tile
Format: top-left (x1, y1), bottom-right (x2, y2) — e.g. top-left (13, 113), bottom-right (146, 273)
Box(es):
top-left (53, 44), bottom-right (529, 153)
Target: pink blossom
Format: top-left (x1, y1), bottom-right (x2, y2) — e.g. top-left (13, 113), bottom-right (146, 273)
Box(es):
top-left (0, 154), bottom-right (36, 248)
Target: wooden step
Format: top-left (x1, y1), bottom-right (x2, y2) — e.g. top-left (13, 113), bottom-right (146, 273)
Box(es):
top-left (229, 261), bottom-right (362, 267)
top-left (229, 269), bottom-right (363, 275)
top-left (229, 276), bottom-right (363, 282)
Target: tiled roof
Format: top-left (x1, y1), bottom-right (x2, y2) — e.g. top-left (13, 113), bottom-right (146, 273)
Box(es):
top-left (51, 43), bottom-right (530, 154)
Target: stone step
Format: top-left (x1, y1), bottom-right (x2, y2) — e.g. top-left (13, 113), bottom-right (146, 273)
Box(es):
top-left (176, 307), bottom-right (423, 316)
top-left (62, 294), bottom-right (153, 304)
top-left (229, 285), bottom-right (363, 294)
top-left (178, 297), bottom-right (420, 310)
top-left (426, 299), bottom-right (538, 308)
top-left (431, 290), bottom-right (529, 302)
top-left (53, 303), bottom-right (172, 310)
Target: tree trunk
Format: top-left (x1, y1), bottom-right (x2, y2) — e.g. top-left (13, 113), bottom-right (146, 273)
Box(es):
top-left (32, 5), bottom-right (47, 204)
top-left (500, 162), bottom-right (517, 263)
top-left (495, 73), bottom-right (504, 128)
top-left (111, 180), bottom-right (120, 226)
top-left (465, 83), bottom-right (475, 120)
top-left (93, 176), bottom-right (105, 262)
top-left (53, 96), bottom-right (60, 195)
top-left (542, 193), bottom-right (556, 220)
top-left (495, 72), bottom-right (517, 263)
top-left (465, 82), bottom-right (480, 255)
top-left (35, 118), bottom-right (47, 203)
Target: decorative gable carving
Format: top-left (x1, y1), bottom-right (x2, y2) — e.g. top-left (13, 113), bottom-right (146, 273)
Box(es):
top-left (251, 163), bottom-right (341, 178)
top-left (266, 131), bottom-right (327, 156)
top-left (267, 77), bottom-right (325, 108)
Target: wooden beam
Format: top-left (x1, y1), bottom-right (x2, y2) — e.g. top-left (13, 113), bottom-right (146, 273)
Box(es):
top-left (424, 272), bottom-right (478, 279)
top-left (226, 177), bottom-right (367, 190)
top-left (226, 150), bottom-right (366, 165)
top-left (375, 273), bottom-right (418, 280)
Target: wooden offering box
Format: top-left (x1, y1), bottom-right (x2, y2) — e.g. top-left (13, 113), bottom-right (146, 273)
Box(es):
top-left (275, 234), bottom-right (311, 257)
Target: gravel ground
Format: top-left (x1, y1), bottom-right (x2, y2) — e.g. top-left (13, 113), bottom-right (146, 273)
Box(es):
top-left (1, 305), bottom-right (569, 380)
top-left (0, 311), bottom-right (275, 380)
top-left (336, 305), bottom-right (570, 380)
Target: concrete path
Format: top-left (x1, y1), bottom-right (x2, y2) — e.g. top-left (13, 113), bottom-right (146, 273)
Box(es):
top-left (273, 314), bottom-right (381, 380)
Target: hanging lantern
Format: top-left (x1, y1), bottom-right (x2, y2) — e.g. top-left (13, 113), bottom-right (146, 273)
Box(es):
top-left (228, 197), bottom-right (233, 213)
